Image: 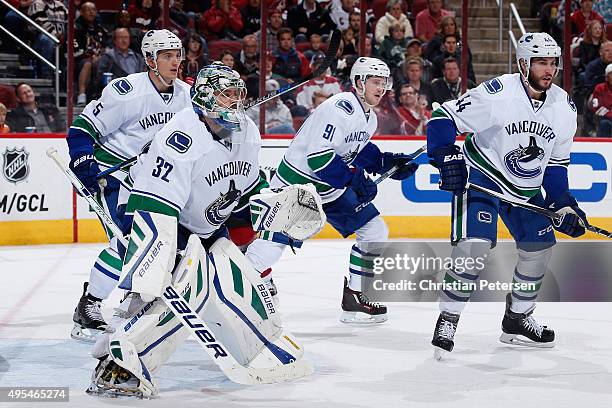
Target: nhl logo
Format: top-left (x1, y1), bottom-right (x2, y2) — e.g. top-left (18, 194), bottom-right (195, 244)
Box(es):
top-left (2, 147), bottom-right (30, 184)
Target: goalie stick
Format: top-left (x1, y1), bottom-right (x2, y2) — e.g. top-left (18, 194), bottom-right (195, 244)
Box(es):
top-left (46, 148), bottom-right (311, 385)
top-left (467, 183), bottom-right (612, 239)
top-left (95, 30), bottom-right (342, 181)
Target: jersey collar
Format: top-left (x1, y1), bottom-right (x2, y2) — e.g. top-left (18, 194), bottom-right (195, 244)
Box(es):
top-left (147, 74), bottom-right (175, 105)
top-left (518, 74), bottom-right (547, 114)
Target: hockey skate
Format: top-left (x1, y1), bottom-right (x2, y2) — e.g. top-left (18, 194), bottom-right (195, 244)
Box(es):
top-left (340, 277), bottom-right (387, 324)
top-left (87, 357), bottom-right (154, 399)
top-left (72, 283), bottom-right (108, 343)
top-left (432, 311), bottom-right (460, 361)
top-left (499, 293), bottom-right (555, 348)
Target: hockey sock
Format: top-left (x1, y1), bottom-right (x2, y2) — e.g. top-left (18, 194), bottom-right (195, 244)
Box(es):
top-left (510, 247), bottom-right (552, 314)
top-left (348, 243), bottom-right (380, 291)
top-left (439, 238), bottom-right (491, 312)
top-left (87, 246), bottom-right (122, 300)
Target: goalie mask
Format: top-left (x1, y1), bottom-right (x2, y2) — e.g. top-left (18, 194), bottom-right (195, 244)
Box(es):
top-left (191, 63), bottom-right (248, 136)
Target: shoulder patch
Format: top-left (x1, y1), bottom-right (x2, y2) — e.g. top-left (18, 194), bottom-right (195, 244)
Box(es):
top-left (483, 78), bottom-right (503, 94)
top-left (567, 94), bottom-right (577, 112)
top-left (335, 99), bottom-right (354, 115)
top-left (112, 79), bottom-right (133, 95)
top-left (166, 131), bottom-right (192, 154)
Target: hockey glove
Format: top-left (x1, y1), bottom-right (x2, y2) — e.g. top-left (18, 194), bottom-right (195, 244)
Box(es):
top-left (430, 145), bottom-right (468, 194)
top-left (380, 152), bottom-right (419, 180)
top-left (70, 153), bottom-right (103, 193)
top-left (544, 192), bottom-right (587, 238)
top-left (350, 168), bottom-right (377, 204)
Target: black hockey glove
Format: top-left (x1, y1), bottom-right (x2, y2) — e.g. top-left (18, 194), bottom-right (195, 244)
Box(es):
top-left (380, 152), bottom-right (419, 180)
top-left (544, 192), bottom-right (588, 238)
top-left (430, 145), bottom-right (468, 195)
top-left (350, 168), bottom-right (377, 204)
top-left (70, 153), bottom-right (102, 193)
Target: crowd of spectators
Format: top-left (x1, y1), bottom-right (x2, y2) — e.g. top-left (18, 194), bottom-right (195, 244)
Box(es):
top-left (538, 0), bottom-right (610, 136)
top-left (0, 0), bottom-right (483, 135)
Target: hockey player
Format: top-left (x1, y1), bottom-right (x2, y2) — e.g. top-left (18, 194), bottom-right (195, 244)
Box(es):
top-left (88, 64), bottom-right (310, 397)
top-left (66, 29), bottom-right (192, 341)
top-left (245, 57), bottom-right (419, 324)
top-left (427, 32), bottom-right (587, 357)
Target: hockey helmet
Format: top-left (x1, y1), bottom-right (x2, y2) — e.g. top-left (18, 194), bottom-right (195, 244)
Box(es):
top-left (515, 32), bottom-right (562, 78)
top-left (350, 57), bottom-right (392, 91)
top-left (141, 29), bottom-right (184, 68)
top-left (191, 63), bottom-right (247, 133)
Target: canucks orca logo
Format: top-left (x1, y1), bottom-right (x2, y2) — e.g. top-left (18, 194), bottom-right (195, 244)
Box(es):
top-left (341, 146), bottom-right (359, 163)
top-left (504, 136), bottom-right (545, 179)
top-left (204, 179), bottom-right (242, 226)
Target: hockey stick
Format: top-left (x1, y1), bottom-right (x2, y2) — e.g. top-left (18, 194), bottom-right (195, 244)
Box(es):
top-left (243, 29), bottom-right (341, 111)
top-left (355, 144), bottom-right (427, 212)
top-left (96, 156), bottom-right (138, 180)
top-left (95, 30), bottom-right (341, 181)
top-left (467, 183), bottom-right (612, 239)
top-left (46, 148), bottom-right (310, 385)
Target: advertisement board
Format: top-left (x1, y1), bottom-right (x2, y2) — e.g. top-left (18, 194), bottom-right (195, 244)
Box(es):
top-left (2, 134), bottom-right (611, 244)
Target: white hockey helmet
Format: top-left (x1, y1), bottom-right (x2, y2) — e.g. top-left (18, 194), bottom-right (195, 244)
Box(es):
top-left (350, 57), bottom-right (393, 91)
top-left (191, 63), bottom-right (247, 135)
top-left (515, 32), bottom-right (562, 78)
top-left (141, 29), bottom-right (184, 86)
top-left (141, 29), bottom-right (184, 63)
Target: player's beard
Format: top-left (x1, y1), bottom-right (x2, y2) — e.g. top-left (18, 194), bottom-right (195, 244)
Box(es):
top-left (527, 71), bottom-right (553, 93)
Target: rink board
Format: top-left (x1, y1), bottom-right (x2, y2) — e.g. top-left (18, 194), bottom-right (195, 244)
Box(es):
top-left (1, 134), bottom-right (612, 245)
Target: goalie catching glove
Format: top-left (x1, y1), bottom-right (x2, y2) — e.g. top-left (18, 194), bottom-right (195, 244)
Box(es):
top-left (249, 183), bottom-right (327, 241)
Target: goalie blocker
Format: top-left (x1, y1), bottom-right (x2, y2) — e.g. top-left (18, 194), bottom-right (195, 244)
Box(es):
top-left (89, 211), bottom-right (312, 398)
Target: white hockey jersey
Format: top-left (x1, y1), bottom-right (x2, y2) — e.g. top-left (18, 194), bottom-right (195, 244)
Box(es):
top-left (436, 73), bottom-right (577, 201)
top-left (273, 91), bottom-right (378, 203)
top-left (126, 108), bottom-right (263, 238)
top-left (72, 72), bottom-right (192, 174)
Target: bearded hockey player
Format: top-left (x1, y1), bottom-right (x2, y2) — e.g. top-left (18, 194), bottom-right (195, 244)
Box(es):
top-left (87, 64), bottom-right (312, 397)
top-left (66, 29), bottom-right (192, 341)
top-left (427, 32), bottom-right (587, 358)
top-left (245, 57), bottom-right (420, 324)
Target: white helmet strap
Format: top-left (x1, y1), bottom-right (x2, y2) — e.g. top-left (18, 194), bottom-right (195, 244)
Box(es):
top-left (147, 53), bottom-right (174, 88)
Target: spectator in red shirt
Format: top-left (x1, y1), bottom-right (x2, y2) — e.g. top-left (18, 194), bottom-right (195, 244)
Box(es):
top-left (415, 0), bottom-right (453, 43)
top-left (571, 0), bottom-right (605, 37)
top-left (396, 83), bottom-right (431, 135)
top-left (199, 0), bottom-right (244, 40)
top-left (272, 28), bottom-right (311, 83)
top-left (589, 63), bottom-right (612, 136)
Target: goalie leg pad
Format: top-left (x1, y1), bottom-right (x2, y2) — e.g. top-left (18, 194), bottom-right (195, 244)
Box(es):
top-left (244, 238), bottom-right (287, 273)
top-left (92, 234), bottom-right (211, 387)
top-left (119, 210), bottom-right (177, 300)
top-left (208, 237), bottom-right (306, 368)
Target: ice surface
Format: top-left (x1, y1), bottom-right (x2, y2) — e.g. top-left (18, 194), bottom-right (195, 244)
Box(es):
top-left (1, 241), bottom-right (611, 408)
